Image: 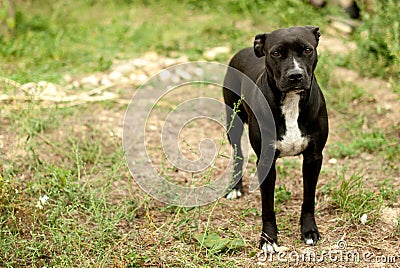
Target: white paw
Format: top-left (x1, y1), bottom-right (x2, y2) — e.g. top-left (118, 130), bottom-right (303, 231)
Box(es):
top-left (226, 189), bottom-right (242, 199)
top-left (261, 241), bottom-right (279, 254)
top-left (305, 238), bottom-right (314, 245)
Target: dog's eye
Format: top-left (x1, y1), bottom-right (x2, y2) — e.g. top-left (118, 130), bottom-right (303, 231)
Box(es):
top-left (271, 51), bottom-right (281, 57)
top-left (304, 48), bottom-right (313, 54)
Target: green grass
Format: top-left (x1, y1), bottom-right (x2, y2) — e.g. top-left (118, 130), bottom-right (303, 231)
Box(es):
top-left (322, 171), bottom-right (400, 225)
top-left (379, 179), bottom-right (400, 206)
top-left (274, 185), bottom-right (291, 205)
top-left (1, 0), bottom-right (400, 266)
top-left (328, 173), bottom-right (383, 224)
top-left (1, 103), bottom-right (134, 266)
top-left (328, 116), bottom-right (400, 161)
top-left (329, 130), bottom-right (396, 159)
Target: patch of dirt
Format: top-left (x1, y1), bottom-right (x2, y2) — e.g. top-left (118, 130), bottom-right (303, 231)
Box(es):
top-left (333, 67), bottom-right (400, 128)
top-left (319, 35), bottom-right (358, 55)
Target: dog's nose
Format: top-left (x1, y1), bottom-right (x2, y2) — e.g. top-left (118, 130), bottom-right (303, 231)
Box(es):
top-left (288, 71), bottom-right (303, 81)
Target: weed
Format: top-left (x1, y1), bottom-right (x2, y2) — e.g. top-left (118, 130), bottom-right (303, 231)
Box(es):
top-left (276, 158), bottom-right (300, 178)
top-left (193, 231), bottom-right (245, 253)
top-left (275, 185), bottom-right (291, 205)
top-left (330, 173), bottom-right (384, 224)
top-left (240, 201), bottom-right (261, 218)
top-left (379, 179), bottom-right (400, 205)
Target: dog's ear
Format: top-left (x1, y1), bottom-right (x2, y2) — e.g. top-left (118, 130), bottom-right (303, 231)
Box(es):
top-left (305, 26), bottom-right (321, 45)
top-left (254, 33), bottom-right (267, 58)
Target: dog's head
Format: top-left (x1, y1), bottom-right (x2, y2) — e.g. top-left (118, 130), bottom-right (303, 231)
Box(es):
top-left (254, 26), bottom-right (320, 92)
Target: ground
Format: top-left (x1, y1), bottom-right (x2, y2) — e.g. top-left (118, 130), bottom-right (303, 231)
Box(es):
top-left (0, 1), bottom-right (399, 267)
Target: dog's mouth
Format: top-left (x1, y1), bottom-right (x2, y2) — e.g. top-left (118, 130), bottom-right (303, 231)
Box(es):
top-left (289, 88), bottom-right (305, 93)
top-left (279, 80), bottom-right (312, 92)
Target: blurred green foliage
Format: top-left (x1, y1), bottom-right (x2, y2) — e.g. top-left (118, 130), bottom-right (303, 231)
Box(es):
top-left (348, 0), bottom-right (399, 81)
top-left (0, 0), bottom-right (15, 32)
top-left (0, 0), bottom-right (333, 83)
top-left (0, 0), bottom-right (398, 85)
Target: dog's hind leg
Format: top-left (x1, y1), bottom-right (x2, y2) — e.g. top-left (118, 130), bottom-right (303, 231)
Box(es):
top-left (223, 71), bottom-right (247, 199)
top-left (225, 101), bottom-right (246, 199)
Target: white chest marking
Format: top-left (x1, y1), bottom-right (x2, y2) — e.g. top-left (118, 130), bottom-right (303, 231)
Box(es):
top-left (276, 91), bottom-right (309, 157)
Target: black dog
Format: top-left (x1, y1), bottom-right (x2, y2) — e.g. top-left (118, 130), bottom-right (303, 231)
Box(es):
top-left (223, 26), bottom-right (328, 252)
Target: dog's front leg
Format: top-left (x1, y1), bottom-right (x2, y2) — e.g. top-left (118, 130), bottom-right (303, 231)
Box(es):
top-left (300, 153), bottom-right (322, 245)
top-left (259, 161), bottom-right (279, 252)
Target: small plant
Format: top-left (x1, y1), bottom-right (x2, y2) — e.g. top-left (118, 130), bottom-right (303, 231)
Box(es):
top-left (240, 201), bottom-right (261, 218)
top-left (379, 179), bottom-right (400, 205)
top-left (330, 173), bottom-right (383, 224)
top-left (193, 231), bottom-right (245, 253)
top-left (275, 185), bottom-right (291, 205)
top-left (277, 158), bottom-right (300, 178)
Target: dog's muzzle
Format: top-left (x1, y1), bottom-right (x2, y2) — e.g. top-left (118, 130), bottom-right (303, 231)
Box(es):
top-left (287, 69), bottom-right (304, 82)
top-left (280, 71), bottom-right (311, 92)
